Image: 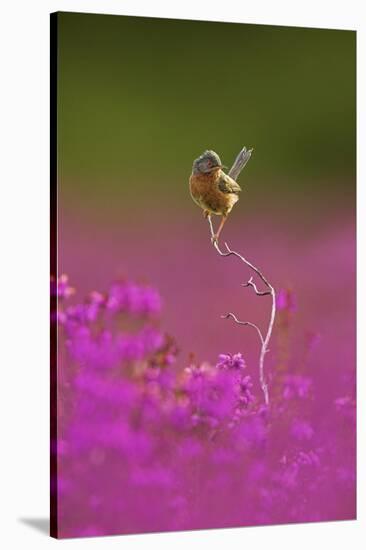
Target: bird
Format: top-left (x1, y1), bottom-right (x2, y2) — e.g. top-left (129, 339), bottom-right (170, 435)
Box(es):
top-left (189, 149), bottom-right (252, 242)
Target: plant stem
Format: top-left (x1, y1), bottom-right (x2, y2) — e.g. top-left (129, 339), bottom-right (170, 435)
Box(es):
top-left (207, 147), bottom-right (276, 405)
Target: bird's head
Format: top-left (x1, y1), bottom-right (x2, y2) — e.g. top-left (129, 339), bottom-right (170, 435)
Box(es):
top-left (192, 150), bottom-right (224, 174)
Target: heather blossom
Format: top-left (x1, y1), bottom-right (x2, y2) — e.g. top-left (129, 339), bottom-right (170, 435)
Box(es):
top-left (52, 275), bottom-right (356, 537)
top-left (51, 273), bottom-right (75, 299)
top-left (291, 419), bottom-right (314, 441)
top-left (106, 281), bottom-right (162, 317)
top-left (217, 352), bottom-right (246, 371)
top-left (276, 288), bottom-right (297, 313)
top-left (283, 374), bottom-right (312, 400)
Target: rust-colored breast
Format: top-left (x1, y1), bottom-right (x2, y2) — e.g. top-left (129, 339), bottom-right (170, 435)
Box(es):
top-left (189, 169), bottom-right (238, 216)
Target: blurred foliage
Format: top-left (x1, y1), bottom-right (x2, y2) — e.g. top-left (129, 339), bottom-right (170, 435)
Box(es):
top-left (56, 12), bottom-right (355, 204)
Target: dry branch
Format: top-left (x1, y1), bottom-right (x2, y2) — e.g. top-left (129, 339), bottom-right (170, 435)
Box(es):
top-left (208, 147), bottom-right (276, 405)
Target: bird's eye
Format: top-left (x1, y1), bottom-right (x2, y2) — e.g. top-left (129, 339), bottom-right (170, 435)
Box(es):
top-left (207, 160), bottom-right (212, 167)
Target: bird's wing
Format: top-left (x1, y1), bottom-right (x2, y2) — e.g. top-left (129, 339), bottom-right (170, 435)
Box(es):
top-left (218, 172), bottom-right (242, 194)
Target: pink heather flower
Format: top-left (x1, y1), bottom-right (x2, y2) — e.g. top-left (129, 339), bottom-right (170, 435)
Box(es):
top-left (278, 463), bottom-right (300, 489)
top-left (237, 375), bottom-right (255, 408)
top-left (283, 375), bottom-right (312, 400)
top-left (291, 419), bottom-right (314, 441)
top-left (236, 415), bottom-right (268, 449)
top-left (106, 281), bottom-right (161, 317)
top-left (217, 352), bottom-right (246, 371)
top-left (73, 372), bottom-right (137, 407)
top-left (51, 310), bottom-right (67, 324)
top-left (164, 353), bottom-right (176, 366)
top-left (64, 294), bottom-right (105, 325)
top-left (334, 396), bottom-right (354, 410)
top-left (146, 367), bottom-right (174, 390)
top-left (276, 288), bottom-right (296, 312)
top-left (66, 322), bottom-right (166, 369)
top-left (51, 274), bottom-right (75, 298)
top-left (296, 450), bottom-right (320, 467)
top-left (53, 275), bottom-right (356, 535)
top-left (185, 369), bottom-right (238, 424)
top-left (334, 395), bottom-right (356, 422)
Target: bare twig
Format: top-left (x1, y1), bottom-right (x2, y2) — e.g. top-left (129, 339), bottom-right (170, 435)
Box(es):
top-left (221, 313), bottom-right (264, 346)
top-left (242, 277), bottom-right (271, 297)
top-left (207, 147), bottom-right (276, 406)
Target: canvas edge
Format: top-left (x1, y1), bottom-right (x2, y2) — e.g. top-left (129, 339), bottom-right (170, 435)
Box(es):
top-left (50, 10), bottom-right (59, 540)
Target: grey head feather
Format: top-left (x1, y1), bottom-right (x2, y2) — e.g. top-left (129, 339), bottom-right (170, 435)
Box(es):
top-left (192, 150), bottom-right (222, 174)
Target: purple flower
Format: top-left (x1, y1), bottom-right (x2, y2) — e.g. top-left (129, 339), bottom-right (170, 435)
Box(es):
top-left (66, 322), bottom-right (165, 369)
top-left (216, 352), bottom-right (246, 371)
top-left (53, 275), bottom-right (356, 536)
top-left (291, 419), bottom-right (314, 441)
top-left (283, 375), bottom-right (312, 400)
top-left (276, 288), bottom-right (296, 313)
top-left (185, 368), bottom-right (237, 424)
top-left (237, 375), bottom-right (255, 408)
top-left (235, 415), bottom-right (268, 448)
top-left (51, 274), bottom-right (75, 298)
top-left (334, 395), bottom-right (356, 422)
top-left (296, 450), bottom-right (320, 467)
top-left (105, 281), bottom-right (161, 317)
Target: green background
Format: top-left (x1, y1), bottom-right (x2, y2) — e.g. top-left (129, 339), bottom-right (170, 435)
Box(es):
top-left (57, 12), bottom-right (356, 211)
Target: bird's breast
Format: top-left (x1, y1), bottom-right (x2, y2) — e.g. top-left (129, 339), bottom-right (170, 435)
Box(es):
top-left (190, 172), bottom-right (213, 197)
top-left (189, 171), bottom-right (238, 215)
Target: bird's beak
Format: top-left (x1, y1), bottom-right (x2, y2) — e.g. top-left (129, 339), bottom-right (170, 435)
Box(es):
top-left (218, 164), bottom-right (227, 170)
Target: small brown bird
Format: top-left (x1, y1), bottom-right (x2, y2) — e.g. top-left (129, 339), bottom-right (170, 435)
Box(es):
top-left (189, 149), bottom-right (252, 242)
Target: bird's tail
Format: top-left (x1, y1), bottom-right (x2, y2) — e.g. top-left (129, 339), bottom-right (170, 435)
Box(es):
top-left (228, 146), bottom-right (253, 181)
